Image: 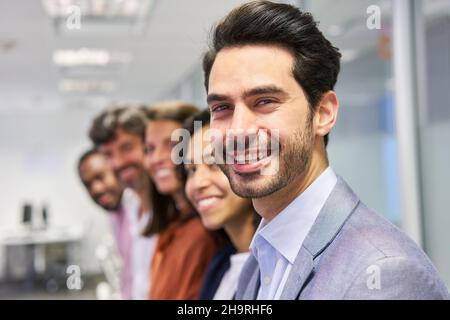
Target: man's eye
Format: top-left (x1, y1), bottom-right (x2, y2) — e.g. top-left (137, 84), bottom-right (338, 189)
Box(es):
top-left (211, 104), bottom-right (229, 113)
top-left (122, 143), bottom-right (133, 152)
top-left (257, 99), bottom-right (275, 106)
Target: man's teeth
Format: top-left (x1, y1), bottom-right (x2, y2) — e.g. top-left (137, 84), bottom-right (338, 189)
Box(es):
top-left (197, 197), bottom-right (219, 208)
top-left (156, 168), bottom-right (171, 178)
top-left (236, 154), bottom-right (246, 163)
top-left (233, 151), bottom-right (270, 164)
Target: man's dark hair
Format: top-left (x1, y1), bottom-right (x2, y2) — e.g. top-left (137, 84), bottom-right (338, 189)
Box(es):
top-left (202, 0), bottom-right (341, 146)
top-left (89, 105), bottom-right (148, 146)
top-left (77, 148), bottom-right (99, 177)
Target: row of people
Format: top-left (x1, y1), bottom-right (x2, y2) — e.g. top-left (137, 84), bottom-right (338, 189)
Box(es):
top-left (78, 103), bottom-right (255, 299)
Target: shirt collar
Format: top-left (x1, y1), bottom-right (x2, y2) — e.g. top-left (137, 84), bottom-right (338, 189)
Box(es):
top-left (250, 167), bottom-right (337, 264)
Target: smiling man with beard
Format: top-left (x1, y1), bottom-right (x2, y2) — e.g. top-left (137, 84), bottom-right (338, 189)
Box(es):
top-left (203, 1), bottom-right (449, 299)
top-left (78, 148), bottom-right (131, 297)
top-left (89, 106), bottom-right (158, 300)
top-left (78, 149), bottom-right (123, 212)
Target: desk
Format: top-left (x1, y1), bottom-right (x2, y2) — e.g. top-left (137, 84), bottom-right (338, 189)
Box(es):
top-left (0, 225), bottom-right (84, 287)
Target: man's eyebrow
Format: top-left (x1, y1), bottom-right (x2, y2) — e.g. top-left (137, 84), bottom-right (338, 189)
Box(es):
top-left (207, 85), bottom-right (289, 105)
top-left (207, 93), bottom-right (229, 105)
top-left (242, 85), bottom-right (288, 99)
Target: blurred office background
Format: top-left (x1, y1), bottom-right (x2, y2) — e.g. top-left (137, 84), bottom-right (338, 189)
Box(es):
top-left (0, 0), bottom-right (448, 298)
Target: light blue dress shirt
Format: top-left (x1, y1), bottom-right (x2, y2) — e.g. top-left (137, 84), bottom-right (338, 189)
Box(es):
top-left (250, 167), bottom-right (337, 299)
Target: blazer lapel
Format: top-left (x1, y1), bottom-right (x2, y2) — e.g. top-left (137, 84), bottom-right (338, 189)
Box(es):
top-left (280, 177), bottom-right (360, 299)
top-left (236, 254), bottom-right (260, 300)
top-left (279, 247), bottom-right (314, 299)
top-left (244, 263), bottom-right (260, 300)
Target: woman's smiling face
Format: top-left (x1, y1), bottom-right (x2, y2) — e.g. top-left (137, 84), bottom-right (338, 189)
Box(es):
top-left (185, 125), bottom-right (252, 230)
top-left (144, 119), bottom-right (182, 195)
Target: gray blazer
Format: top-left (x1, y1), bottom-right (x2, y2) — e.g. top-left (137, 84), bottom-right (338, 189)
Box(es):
top-left (236, 177), bottom-right (449, 299)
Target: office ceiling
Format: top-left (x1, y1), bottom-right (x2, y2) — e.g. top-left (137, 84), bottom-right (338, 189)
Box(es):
top-left (0, 0), bottom-right (248, 113)
top-left (0, 0), bottom-right (448, 114)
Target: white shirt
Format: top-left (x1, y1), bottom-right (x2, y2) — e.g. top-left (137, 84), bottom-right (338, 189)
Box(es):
top-left (213, 252), bottom-right (251, 300)
top-left (250, 167), bottom-right (337, 300)
top-left (122, 189), bottom-right (158, 300)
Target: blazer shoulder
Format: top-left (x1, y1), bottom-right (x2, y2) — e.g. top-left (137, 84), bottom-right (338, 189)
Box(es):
top-left (342, 202), bottom-right (424, 259)
top-left (330, 202), bottom-right (449, 299)
top-left (342, 254), bottom-right (450, 299)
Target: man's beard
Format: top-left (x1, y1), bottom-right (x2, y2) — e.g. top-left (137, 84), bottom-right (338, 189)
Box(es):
top-left (95, 193), bottom-right (121, 211)
top-left (116, 163), bottom-right (146, 191)
top-left (219, 116), bottom-right (314, 199)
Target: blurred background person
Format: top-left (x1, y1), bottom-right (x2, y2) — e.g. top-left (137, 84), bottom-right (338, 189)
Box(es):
top-left (78, 148), bottom-right (129, 299)
top-left (143, 102), bottom-right (219, 299)
top-left (89, 106), bottom-right (157, 299)
top-left (182, 109), bottom-right (259, 300)
top-left (78, 149), bottom-right (123, 212)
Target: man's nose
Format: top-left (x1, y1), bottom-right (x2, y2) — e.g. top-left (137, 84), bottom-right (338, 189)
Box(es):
top-left (229, 104), bottom-right (257, 133)
top-left (111, 154), bottom-right (125, 171)
top-left (91, 180), bottom-right (105, 195)
top-left (228, 104), bottom-right (259, 150)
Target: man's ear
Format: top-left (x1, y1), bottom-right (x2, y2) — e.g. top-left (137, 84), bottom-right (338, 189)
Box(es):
top-left (314, 91), bottom-right (339, 139)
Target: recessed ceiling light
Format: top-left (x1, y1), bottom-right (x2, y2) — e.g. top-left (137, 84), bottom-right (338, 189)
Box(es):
top-left (42, 0), bottom-right (152, 18)
top-left (53, 48), bottom-right (132, 67)
top-left (58, 79), bottom-right (116, 93)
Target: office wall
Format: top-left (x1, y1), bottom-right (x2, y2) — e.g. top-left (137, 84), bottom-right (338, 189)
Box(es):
top-left (0, 102), bottom-right (112, 279)
top-left (421, 16), bottom-right (450, 288)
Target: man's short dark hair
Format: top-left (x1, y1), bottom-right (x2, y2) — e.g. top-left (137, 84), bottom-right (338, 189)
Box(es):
top-left (89, 105), bottom-right (148, 146)
top-left (202, 0), bottom-right (341, 146)
top-left (77, 148), bottom-right (99, 177)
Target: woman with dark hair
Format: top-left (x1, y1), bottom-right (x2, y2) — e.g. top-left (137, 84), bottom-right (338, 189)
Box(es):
top-left (182, 109), bottom-right (259, 299)
top-left (143, 101), bottom-right (219, 300)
